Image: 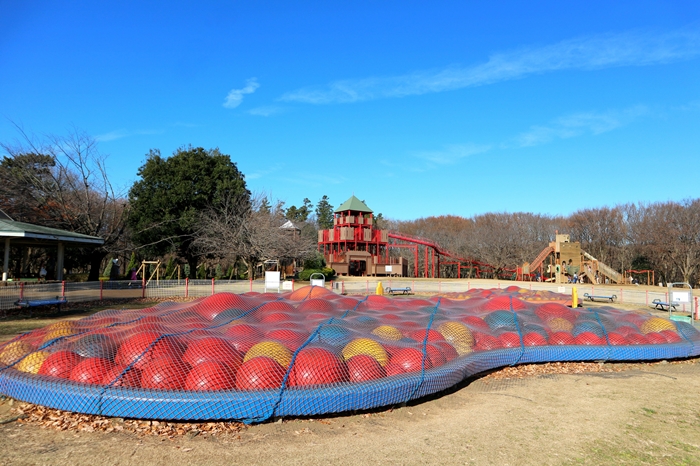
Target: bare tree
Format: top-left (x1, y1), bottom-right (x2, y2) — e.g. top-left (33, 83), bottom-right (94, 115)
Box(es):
top-left (1, 124), bottom-right (129, 280)
top-left (193, 193), bottom-right (315, 279)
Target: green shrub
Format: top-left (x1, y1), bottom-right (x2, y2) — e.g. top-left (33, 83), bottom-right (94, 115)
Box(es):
top-left (299, 267), bottom-right (336, 281)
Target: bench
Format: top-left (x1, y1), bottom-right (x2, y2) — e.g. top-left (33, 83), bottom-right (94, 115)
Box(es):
top-left (15, 297), bottom-right (68, 316)
top-left (385, 287), bottom-right (412, 295)
top-left (583, 293), bottom-right (617, 303)
top-left (651, 299), bottom-right (679, 311)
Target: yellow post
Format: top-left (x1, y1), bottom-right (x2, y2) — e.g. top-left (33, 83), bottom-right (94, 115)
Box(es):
top-left (376, 281), bottom-right (384, 296)
top-left (571, 286), bottom-right (578, 308)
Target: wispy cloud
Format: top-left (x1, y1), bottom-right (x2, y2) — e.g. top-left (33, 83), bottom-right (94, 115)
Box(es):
top-left (413, 143), bottom-right (492, 165)
top-left (94, 129), bottom-right (162, 142)
top-left (280, 29), bottom-right (700, 104)
top-left (516, 105), bottom-right (649, 147)
top-left (223, 78), bottom-right (260, 109)
top-left (248, 105), bottom-right (285, 117)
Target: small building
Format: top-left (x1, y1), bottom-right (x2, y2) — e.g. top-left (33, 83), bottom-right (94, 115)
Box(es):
top-left (318, 196), bottom-right (407, 276)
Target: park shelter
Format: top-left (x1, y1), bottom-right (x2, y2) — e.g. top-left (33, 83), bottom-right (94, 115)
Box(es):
top-left (0, 213), bottom-right (104, 281)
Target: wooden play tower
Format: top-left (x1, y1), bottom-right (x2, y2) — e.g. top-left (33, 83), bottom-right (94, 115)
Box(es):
top-left (318, 196), bottom-right (408, 277)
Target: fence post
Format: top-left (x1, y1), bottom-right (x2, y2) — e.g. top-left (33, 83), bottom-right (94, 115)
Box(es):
top-left (142, 274), bottom-right (146, 299)
top-left (19, 282), bottom-right (24, 300)
top-left (695, 296), bottom-right (699, 320)
top-left (292, 279), bottom-right (295, 292)
top-left (61, 281), bottom-right (66, 298)
top-left (645, 290), bottom-right (648, 306)
top-left (619, 288), bottom-right (623, 303)
top-left (342, 281), bottom-right (345, 294)
top-left (185, 278), bottom-right (189, 298)
top-left (212, 278), bottom-right (215, 296)
top-left (250, 279), bottom-right (253, 292)
top-left (100, 279), bottom-right (103, 301)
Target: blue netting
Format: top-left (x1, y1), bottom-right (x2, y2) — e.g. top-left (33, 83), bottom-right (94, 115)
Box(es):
top-left (0, 285), bottom-right (697, 423)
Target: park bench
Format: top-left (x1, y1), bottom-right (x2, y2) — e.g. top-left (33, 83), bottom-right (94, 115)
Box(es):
top-left (583, 293), bottom-right (617, 303)
top-left (651, 299), bottom-right (679, 311)
top-left (15, 296), bottom-right (68, 316)
top-left (385, 287), bottom-right (412, 295)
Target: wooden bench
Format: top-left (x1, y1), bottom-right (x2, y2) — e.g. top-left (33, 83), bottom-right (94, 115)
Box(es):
top-left (651, 299), bottom-right (679, 311)
top-left (583, 293), bottom-right (617, 303)
top-left (386, 287), bottom-right (412, 295)
top-left (15, 297), bottom-right (68, 316)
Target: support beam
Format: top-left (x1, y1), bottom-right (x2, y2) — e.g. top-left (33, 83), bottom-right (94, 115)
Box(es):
top-left (56, 242), bottom-right (65, 281)
top-left (2, 237), bottom-right (9, 281)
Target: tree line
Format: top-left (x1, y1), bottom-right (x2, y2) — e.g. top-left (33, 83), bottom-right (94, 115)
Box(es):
top-left (1, 127), bottom-right (699, 286)
top-left (390, 201), bottom-right (700, 285)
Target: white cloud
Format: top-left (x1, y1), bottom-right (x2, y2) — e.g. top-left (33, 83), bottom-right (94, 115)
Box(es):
top-left (223, 78), bottom-right (260, 109)
top-left (280, 28), bottom-right (700, 104)
top-left (516, 105), bottom-right (649, 147)
top-left (94, 129), bottom-right (162, 142)
top-left (248, 105), bottom-right (284, 116)
top-left (413, 143), bottom-right (492, 165)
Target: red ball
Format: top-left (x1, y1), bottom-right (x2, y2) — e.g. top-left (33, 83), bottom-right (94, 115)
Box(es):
top-left (223, 324), bottom-right (263, 339)
top-left (522, 332), bottom-right (547, 346)
top-left (185, 361), bottom-right (237, 391)
top-left (140, 357), bottom-right (190, 390)
top-left (102, 365), bottom-right (141, 387)
top-left (660, 329), bottom-right (682, 343)
top-left (460, 316), bottom-right (490, 331)
top-left (626, 333), bottom-right (650, 345)
top-left (474, 333), bottom-right (502, 351)
top-left (69, 357), bottom-right (116, 385)
top-left (259, 312), bottom-right (293, 324)
top-left (433, 341), bottom-right (459, 361)
top-left (384, 362), bottom-right (405, 377)
top-left (116, 333), bottom-right (185, 369)
top-left (407, 329), bottom-right (445, 342)
top-left (607, 332), bottom-right (628, 346)
top-left (266, 329), bottom-right (309, 351)
top-left (289, 347), bottom-right (348, 386)
top-left (347, 354), bottom-right (386, 382)
top-left (235, 356), bottom-right (286, 390)
top-left (498, 332), bottom-right (521, 348)
top-left (38, 351), bottom-right (83, 379)
top-left (548, 332), bottom-right (575, 345)
top-left (389, 348), bottom-right (433, 373)
top-left (645, 332), bottom-right (668, 344)
top-left (574, 332), bottom-right (605, 346)
top-left (425, 344), bottom-right (447, 367)
top-left (182, 337), bottom-right (243, 368)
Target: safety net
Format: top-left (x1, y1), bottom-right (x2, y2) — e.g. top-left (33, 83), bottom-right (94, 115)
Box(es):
top-left (0, 285), bottom-right (698, 423)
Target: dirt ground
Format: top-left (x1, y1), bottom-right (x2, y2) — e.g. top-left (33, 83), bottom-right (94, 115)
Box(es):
top-left (2, 299), bottom-right (700, 465)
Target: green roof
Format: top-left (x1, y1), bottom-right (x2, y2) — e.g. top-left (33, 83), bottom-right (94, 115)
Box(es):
top-left (334, 195), bottom-right (373, 214)
top-left (0, 219), bottom-right (104, 245)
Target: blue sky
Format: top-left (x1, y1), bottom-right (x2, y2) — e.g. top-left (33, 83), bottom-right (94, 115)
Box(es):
top-left (1, 1), bottom-right (699, 220)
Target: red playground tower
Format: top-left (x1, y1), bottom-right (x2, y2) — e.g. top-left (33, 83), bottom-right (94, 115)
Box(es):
top-left (318, 196), bottom-right (407, 276)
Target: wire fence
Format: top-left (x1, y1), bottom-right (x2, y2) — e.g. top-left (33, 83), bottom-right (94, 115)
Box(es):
top-left (0, 278), bottom-right (697, 316)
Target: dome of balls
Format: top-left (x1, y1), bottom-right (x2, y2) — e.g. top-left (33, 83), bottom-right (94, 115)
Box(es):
top-left (0, 286), bottom-right (698, 423)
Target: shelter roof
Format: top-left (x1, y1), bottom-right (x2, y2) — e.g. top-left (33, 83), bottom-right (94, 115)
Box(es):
top-left (0, 219), bottom-right (104, 246)
top-left (279, 219), bottom-right (300, 231)
top-left (334, 195), bottom-right (373, 214)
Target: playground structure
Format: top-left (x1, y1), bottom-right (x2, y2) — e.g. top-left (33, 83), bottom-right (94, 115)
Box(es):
top-left (523, 234), bottom-right (623, 284)
top-left (318, 196), bottom-right (408, 277)
top-left (318, 196), bottom-right (514, 279)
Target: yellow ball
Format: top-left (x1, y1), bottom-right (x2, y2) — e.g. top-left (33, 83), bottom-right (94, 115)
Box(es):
top-left (0, 340), bottom-right (34, 366)
top-left (244, 341), bottom-right (292, 368)
top-left (438, 321), bottom-right (474, 355)
top-left (640, 317), bottom-right (676, 334)
top-left (548, 317), bottom-right (574, 333)
top-left (371, 325), bottom-right (403, 341)
top-left (16, 351), bottom-right (49, 374)
top-left (46, 321), bottom-right (75, 332)
top-left (42, 327), bottom-right (74, 342)
top-left (342, 338), bottom-right (389, 366)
